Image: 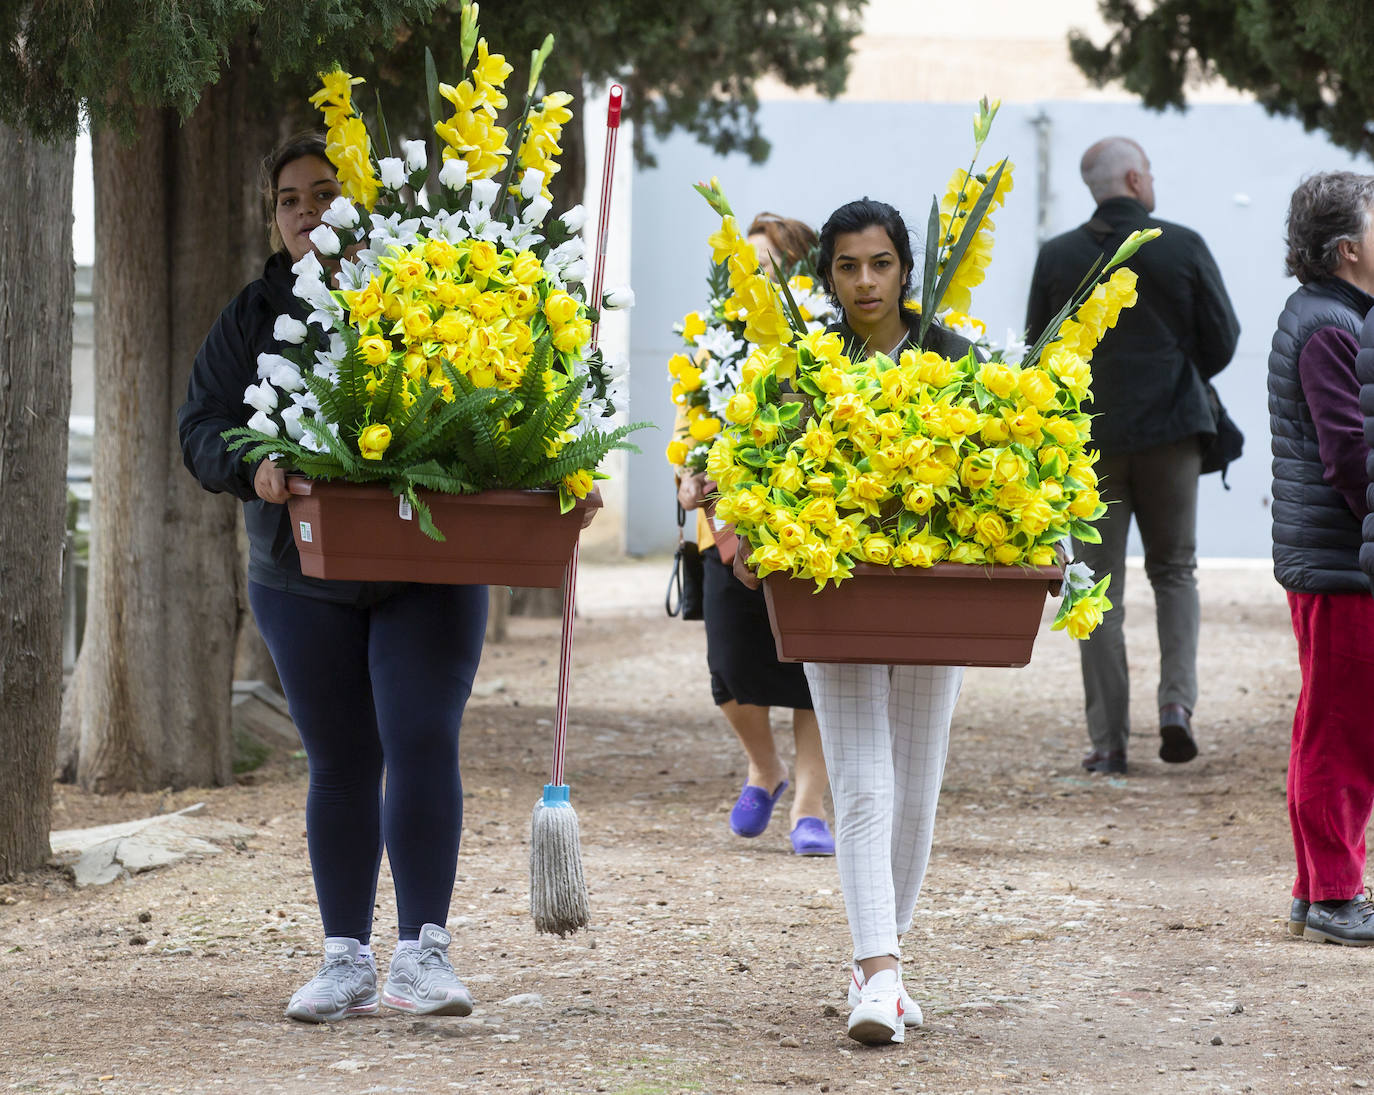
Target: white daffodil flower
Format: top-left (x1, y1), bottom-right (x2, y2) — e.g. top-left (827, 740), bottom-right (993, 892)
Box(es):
top-left (273, 315), bottom-right (308, 345)
top-left (520, 168), bottom-right (546, 201)
top-left (469, 177), bottom-right (500, 208)
top-left (378, 157), bottom-right (406, 190)
top-left (280, 403), bottom-right (307, 440)
top-left (247, 410), bottom-right (280, 437)
top-left (559, 204), bottom-right (588, 233)
top-left (438, 157), bottom-right (468, 189)
top-left (244, 380), bottom-right (279, 414)
top-left (321, 196), bottom-right (360, 230)
top-left (602, 285), bottom-right (635, 310)
top-left (267, 361), bottom-right (306, 392)
top-left (308, 223), bottom-right (341, 257)
top-left (401, 139), bottom-right (427, 173)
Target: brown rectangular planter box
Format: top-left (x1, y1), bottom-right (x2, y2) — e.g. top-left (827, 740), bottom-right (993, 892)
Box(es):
top-left (286, 478), bottom-right (601, 587)
top-left (762, 562), bottom-right (1064, 668)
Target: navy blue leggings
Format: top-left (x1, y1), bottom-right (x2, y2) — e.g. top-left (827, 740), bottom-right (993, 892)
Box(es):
top-left (250, 581), bottom-right (487, 942)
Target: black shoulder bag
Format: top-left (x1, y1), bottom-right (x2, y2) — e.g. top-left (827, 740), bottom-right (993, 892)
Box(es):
top-left (1084, 217), bottom-right (1243, 488)
top-left (665, 502), bottom-right (704, 620)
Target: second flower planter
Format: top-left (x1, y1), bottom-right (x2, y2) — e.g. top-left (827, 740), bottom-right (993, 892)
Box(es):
top-left (286, 478), bottom-right (601, 587)
top-left (762, 562), bottom-right (1064, 668)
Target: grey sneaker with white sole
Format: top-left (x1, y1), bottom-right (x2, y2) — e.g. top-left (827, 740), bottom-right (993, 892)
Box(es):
top-left (284, 937), bottom-right (379, 1023)
top-left (381, 923), bottom-right (474, 1016)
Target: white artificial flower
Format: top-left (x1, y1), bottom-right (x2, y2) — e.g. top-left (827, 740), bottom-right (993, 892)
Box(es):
top-left (559, 204), bottom-right (588, 233)
top-left (291, 389), bottom-right (321, 413)
top-left (246, 410), bottom-right (280, 438)
top-left (602, 285), bottom-right (635, 310)
top-left (549, 236), bottom-right (585, 265)
top-left (268, 361), bottom-right (305, 393)
top-left (503, 222), bottom-right (544, 252)
top-left (308, 223), bottom-right (341, 257)
top-left (1000, 327), bottom-right (1030, 366)
top-left (298, 430), bottom-right (324, 453)
top-left (1063, 559), bottom-right (1095, 591)
top-left (561, 258), bottom-right (588, 284)
top-left (280, 403), bottom-right (307, 441)
top-left (522, 195), bottom-right (552, 226)
top-left (291, 252), bottom-right (325, 282)
top-left (256, 352), bottom-right (294, 380)
top-left (469, 177), bottom-right (500, 208)
top-left (368, 212), bottom-right (422, 253)
top-left (378, 156), bottom-right (406, 190)
top-left (244, 380), bottom-right (279, 414)
top-left (696, 325), bottom-right (744, 361)
top-left (438, 157), bottom-right (468, 190)
top-left (321, 196), bottom-right (360, 230)
top-left (333, 255), bottom-right (370, 293)
top-left (519, 168), bottom-right (546, 201)
top-left (401, 139), bottom-right (427, 173)
top-left (273, 315), bottom-right (308, 345)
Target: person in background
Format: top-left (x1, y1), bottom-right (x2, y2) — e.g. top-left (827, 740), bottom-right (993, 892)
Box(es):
top-left (675, 213), bottom-right (835, 857)
top-left (1270, 171), bottom-right (1374, 945)
top-left (1025, 137), bottom-right (1240, 775)
top-left (178, 133), bottom-right (487, 1021)
top-left (738, 198), bottom-right (977, 1046)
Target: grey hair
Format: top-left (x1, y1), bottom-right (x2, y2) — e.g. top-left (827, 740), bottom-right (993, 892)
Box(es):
top-left (1284, 171), bottom-right (1374, 283)
top-left (1080, 138), bottom-right (1147, 203)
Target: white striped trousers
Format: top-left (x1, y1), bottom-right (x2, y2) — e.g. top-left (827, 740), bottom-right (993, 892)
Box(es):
top-left (803, 662), bottom-right (964, 961)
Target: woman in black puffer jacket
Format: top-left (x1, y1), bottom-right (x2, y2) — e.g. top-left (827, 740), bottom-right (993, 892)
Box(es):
top-left (1268, 171), bottom-right (1374, 948)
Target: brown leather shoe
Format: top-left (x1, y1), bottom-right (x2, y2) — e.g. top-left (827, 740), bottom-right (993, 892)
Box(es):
top-left (1081, 749), bottom-right (1127, 774)
top-left (1158, 703), bottom-right (1198, 763)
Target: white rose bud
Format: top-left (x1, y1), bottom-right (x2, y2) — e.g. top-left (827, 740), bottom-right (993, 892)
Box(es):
top-left (273, 315), bottom-right (309, 345)
top-left (290, 252), bottom-right (326, 281)
top-left (256, 351), bottom-right (294, 379)
top-left (561, 258), bottom-right (589, 284)
top-left (308, 223), bottom-right (341, 257)
top-left (559, 204), bottom-right (588, 233)
top-left (378, 157), bottom-right (406, 190)
top-left (401, 139), bottom-right (427, 173)
top-left (321, 196), bottom-right (360, 230)
top-left (469, 177), bottom-right (500, 208)
top-left (519, 167), bottom-right (546, 201)
top-left (523, 196), bottom-right (552, 226)
top-left (602, 285), bottom-right (636, 310)
top-left (244, 381), bottom-right (279, 415)
top-left (291, 389), bottom-right (321, 413)
top-left (280, 403), bottom-right (307, 441)
top-left (438, 157), bottom-right (468, 190)
top-left (268, 361), bottom-right (306, 392)
top-left (247, 410), bottom-right (280, 438)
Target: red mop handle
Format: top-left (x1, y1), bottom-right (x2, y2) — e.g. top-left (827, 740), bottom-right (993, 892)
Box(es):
top-left (550, 85), bottom-right (623, 787)
top-left (587, 84), bottom-right (623, 348)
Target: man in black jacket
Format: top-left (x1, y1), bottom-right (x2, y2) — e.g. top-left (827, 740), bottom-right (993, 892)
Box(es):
top-left (1026, 137), bottom-right (1240, 776)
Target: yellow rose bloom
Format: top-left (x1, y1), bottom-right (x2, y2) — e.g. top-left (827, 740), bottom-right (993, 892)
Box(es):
top-left (689, 415), bottom-right (722, 442)
top-left (467, 240), bottom-right (501, 278)
top-left (1061, 595), bottom-right (1106, 640)
top-left (991, 543), bottom-right (1023, 565)
top-left (897, 533), bottom-right (948, 567)
top-left (511, 250), bottom-right (545, 286)
top-left (1028, 544), bottom-right (1058, 566)
top-left (973, 511), bottom-right (1010, 547)
top-left (903, 484), bottom-right (937, 514)
top-left (960, 452), bottom-right (995, 491)
top-left (665, 440), bottom-right (689, 466)
top-left (544, 289), bottom-right (580, 328)
top-left (358, 423), bottom-right (392, 460)
top-left (1068, 488), bottom-right (1101, 518)
top-left (1019, 497), bottom-right (1056, 536)
top-left (725, 390), bottom-right (758, 424)
top-left (992, 449), bottom-right (1030, 486)
top-left (1017, 368), bottom-right (1058, 410)
top-left (861, 535), bottom-right (895, 566)
top-left (359, 335), bottom-right (392, 366)
top-left (977, 361), bottom-right (1019, 399)
top-left (948, 542), bottom-right (988, 565)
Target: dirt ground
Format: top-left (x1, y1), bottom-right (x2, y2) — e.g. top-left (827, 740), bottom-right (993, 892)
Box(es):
top-left (3, 558), bottom-right (1371, 1095)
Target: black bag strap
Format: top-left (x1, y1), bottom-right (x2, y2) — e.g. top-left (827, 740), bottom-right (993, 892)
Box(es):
top-left (665, 502), bottom-right (687, 617)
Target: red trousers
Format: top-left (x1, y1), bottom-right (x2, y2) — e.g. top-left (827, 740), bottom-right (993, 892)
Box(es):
top-left (1287, 590), bottom-right (1374, 901)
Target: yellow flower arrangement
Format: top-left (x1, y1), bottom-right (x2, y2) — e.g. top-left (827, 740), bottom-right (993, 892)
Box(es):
top-left (699, 99), bottom-right (1155, 637)
top-left (224, 1), bottom-right (642, 537)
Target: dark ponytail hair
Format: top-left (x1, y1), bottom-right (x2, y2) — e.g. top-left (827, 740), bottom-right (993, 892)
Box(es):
top-left (260, 132), bottom-right (330, 253)
top-left (816, 198), bottom-right (915, 308)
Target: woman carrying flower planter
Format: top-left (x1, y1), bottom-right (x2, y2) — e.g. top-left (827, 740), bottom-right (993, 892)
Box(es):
top-left (179, 134), bottom-right (488, 1022)
top-left (736, 197), bottom-right (979, 1045)
top-left (671, 212), bottom-right (835, 856)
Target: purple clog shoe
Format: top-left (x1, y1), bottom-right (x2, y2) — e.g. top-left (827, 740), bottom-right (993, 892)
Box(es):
top-left (789, 816), bottom-right (836, 856)
top-left (729, 780), bottom-right (788, 838)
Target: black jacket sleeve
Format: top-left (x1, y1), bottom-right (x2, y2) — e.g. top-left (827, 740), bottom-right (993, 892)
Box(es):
top-left (1024, 247), bottom-right (1056, 347)
top-left (177, 289), bottom-right (260, 501)
top-left (1187, 236), bottom-right (1241, 380)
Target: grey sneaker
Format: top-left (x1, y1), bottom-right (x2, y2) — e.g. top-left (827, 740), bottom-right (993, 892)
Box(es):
top-left (381, 923), bottom-right (474, 1016)
top-left (284, 937), bottom-right (379, 1023)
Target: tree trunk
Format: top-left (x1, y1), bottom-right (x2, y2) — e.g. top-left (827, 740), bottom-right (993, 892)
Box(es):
top-left (62, 58), bottom-right (277, 792)
top-left (509, 75), bottom-right (588, 621)
top-left (0, 124), bottom-right (74, 878)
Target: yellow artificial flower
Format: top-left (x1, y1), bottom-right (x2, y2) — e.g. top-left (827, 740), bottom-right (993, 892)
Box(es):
top-left (359, 335), bottom-right (392, 366)
top-left (689, 415), bottom-right (722, 442)
top-left (977, 360), bottom-right (1019, 399)
top-left (544, 289), bottom-right (580, 327)
top-left (1059, 595), bottom-right (1106, 640)
top-left (358, 423), bottom-right (392, 460)
top-left (725, 390), bottom-right (758, 424)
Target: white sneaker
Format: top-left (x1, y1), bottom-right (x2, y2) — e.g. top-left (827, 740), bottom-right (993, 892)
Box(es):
top-left (284, 937), bottom-right (379, 1023)
top-left (847, 970), bottom-right (905, 1045)
top-left (381, 924), bottom-right (474, 1017)
top-left (848, 964), bottom-right (923, 1027)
